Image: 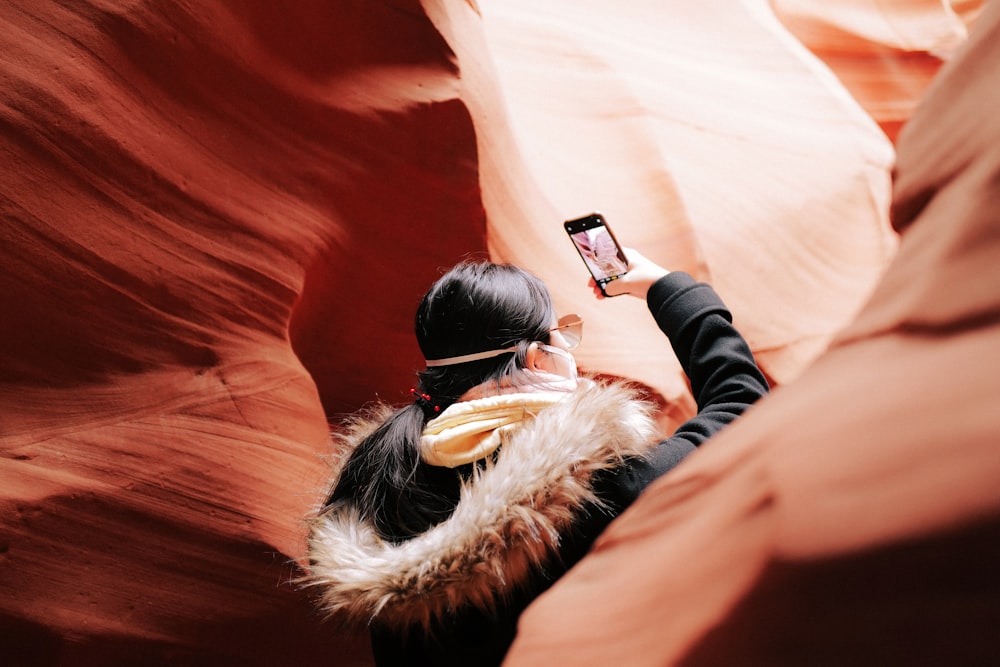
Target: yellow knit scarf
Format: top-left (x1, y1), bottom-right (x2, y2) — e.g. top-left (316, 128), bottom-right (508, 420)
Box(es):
top-left (419, 391), bottom-right (569, 468)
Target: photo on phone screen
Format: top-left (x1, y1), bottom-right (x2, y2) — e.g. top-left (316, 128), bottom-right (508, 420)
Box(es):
top-left (564, 213), bottom-right (628, 293)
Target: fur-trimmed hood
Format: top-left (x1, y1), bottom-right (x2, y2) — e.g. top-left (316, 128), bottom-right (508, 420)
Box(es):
top-left (303, 380), bottom-right (657, 630)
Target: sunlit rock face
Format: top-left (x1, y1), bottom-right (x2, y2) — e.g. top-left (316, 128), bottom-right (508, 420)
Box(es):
top-left (467, 0), bottom-right (902, 412)
top-left (0, 0), bottom-right (973, 664)
top-left (506, 2), bottom-right (1000, 664)
top-left (772, 0), bottom-right (984, 141)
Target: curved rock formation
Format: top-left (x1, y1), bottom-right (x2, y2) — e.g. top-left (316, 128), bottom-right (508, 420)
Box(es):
top-left (0, 0), bottom-right (975, 664)
top-left (506, 2), bottom-right (1000, 663)
top-left (1, 1), bottom-right (481, 664)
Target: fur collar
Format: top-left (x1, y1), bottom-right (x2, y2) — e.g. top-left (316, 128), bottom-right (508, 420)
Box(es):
top-left (304, 380), bottom-right (657, 629)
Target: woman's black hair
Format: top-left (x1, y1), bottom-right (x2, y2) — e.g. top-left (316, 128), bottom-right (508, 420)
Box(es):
top-left (324, 260), bottom-right (555, 542)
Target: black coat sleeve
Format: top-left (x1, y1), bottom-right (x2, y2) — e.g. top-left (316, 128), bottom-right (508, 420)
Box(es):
top-left (597, 271), bottom-right (770, 507)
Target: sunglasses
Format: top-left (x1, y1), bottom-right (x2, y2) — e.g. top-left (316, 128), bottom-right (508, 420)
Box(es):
top-left (548, 314), bottom-right (583, 350)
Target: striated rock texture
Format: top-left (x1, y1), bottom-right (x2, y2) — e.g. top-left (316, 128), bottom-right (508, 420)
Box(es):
top-left (0, 0), bottom-right (977, 664)
top-left (506, 1), bottom-right (1000, 664)
top-left (1, 1), bottom-right (482, 664)
top-left (468, 0), bottom-right (901, 402)
top-left (772, 0), bottom-right (984, 141)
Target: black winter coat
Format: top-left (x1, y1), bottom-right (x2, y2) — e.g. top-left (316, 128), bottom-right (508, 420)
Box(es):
top-left (306, 272), bottom-right (770, 666)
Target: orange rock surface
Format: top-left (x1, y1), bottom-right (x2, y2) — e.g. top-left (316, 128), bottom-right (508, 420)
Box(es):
top-left (507, 1), bottom-right (1000, 664)
top-left (773, 0), bottom-right (984, 141)
top-left (0, 0), bottom-right (982, 664)
top-left (1, 1), bottom-right (481, 663)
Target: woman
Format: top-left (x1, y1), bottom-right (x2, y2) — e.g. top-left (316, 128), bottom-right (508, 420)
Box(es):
top-left (305, 249), bottom-right (769, 665)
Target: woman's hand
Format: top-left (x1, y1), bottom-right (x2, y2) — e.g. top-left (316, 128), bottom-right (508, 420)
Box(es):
top-left (590, 248), bottom-right (670, 300)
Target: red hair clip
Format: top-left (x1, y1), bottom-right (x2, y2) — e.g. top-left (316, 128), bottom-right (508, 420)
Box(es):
top-left (410, 388), bottom-right (441, 413)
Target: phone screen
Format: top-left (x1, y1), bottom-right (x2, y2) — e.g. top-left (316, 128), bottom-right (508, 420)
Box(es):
top-left (564, 213), bottom-right (629, 290)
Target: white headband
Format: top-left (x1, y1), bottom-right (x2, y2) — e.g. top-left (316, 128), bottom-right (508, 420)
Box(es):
top-left (424, 346), bottom-right (519, 368)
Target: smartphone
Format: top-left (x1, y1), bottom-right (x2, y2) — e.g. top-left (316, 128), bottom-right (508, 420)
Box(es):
top-left (564, 213), bottom-right (629, 296)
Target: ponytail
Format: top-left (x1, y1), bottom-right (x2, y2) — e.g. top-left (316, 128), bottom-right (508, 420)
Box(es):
top-left (324, 400), bottom-right (465, 543)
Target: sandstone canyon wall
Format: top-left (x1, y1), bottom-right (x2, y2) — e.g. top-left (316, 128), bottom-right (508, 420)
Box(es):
top-left (1, 1), bottom-right (482, 664)
top-left (507, 1), bottom-right (1000, 664)
top-left (0, 0), bottom-right (983, 665)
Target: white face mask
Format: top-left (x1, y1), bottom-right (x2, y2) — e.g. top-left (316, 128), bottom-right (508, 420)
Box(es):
top-left (539, 344), bottom-right (578, 382)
